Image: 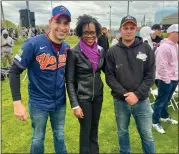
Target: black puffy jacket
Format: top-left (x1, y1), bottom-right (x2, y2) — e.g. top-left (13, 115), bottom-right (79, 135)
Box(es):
top-left (65, 43), bottom-right (105, 108)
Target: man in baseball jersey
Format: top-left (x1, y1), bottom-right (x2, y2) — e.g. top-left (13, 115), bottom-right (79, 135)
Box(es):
top-left (9, 5), bottom-right (71, 154)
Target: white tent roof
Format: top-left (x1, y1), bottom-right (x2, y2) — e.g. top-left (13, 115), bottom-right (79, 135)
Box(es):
top-left (162, 13), bottom-right (178, 25)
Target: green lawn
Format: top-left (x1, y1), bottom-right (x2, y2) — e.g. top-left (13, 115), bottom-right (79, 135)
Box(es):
top-left (1, 36), bottom-right (178, 153)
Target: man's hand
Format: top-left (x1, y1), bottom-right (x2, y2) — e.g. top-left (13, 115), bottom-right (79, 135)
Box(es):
top-left (73, 107), bottom-right (84, 119)
top-left (165, 80), bottom-right (171, 84)
top-left (6, 43), bottom-right (12, 47)
top-left (13, 100), bottom-right (28, 121)
top-left (1, 44), bottom-right (7, 47)
top-left (124, 92), bottom-right (139, 105)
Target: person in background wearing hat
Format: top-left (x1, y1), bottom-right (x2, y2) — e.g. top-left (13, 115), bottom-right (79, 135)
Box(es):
top-left (152, 24), bottom-right (179, 134)
top-left (97, 27), bottom-right (109, 56)
top-left (105, 15), bottom-right (155, 153)
top-left (151, 24), bottom-right (163, 49)
top-left (1, 29), bottom-right (14, 67)
top-left (9, 5), bottom-right (71, 154)
top-left (66, 14), bottom-right (104, 154)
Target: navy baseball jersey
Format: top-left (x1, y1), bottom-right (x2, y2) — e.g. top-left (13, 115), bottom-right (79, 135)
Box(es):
top-left (13, 34), bottom-right (70, 111)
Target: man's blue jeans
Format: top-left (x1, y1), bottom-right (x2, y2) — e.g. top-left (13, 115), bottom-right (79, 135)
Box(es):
top-left (28, 103), bottom-right (66, 154)
top-left (152, 79), bottom-right (178, 124)
top-left (114, 98), bottom-right (155, 154)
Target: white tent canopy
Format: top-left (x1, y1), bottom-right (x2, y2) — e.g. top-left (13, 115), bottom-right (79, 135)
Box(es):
top-left (162, 13), bottom-right (178, 25)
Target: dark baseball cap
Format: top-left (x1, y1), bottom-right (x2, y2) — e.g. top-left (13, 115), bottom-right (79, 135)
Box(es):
top-left (120, 15), bottom-right (137, 27)
top-left (151, 24), bottom-right (161, 30)
top-left (52, 5), bottom-right (71, 22)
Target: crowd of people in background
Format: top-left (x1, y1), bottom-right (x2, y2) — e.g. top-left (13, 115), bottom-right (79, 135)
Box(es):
top-left (1, 27), bottom-right (46, 69)
top-left (1, 27), bottom-right (46, 40)
top-left (1, 29), bottom-right (14, 67)
top-left (21, 27), bottom-right (46, 38)
top-left (1, 27), bottom-right (19, 40)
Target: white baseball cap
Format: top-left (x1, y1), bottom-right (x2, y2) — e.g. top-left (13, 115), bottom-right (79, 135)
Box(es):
top-left (167, 24), bottom-right (179, 33)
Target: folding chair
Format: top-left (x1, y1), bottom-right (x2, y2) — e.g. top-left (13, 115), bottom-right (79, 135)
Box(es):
top-left (1, 67), bottom-right (11, 80)
top-left (150, 87), bottom-right (176, 111)
top-left (150, 88), bottom-right (158, 106)
top-left (171, 85), bottom-right (178, 109)
top-left (22, 72), bottom-right (27, 81)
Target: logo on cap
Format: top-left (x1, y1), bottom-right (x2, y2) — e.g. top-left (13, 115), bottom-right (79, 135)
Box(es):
top-left (60, 6), bottom-right (67, 12)
top-left (125, 16), bottom-right (134, 20)
top-left (52, 5), bottom-right (71, 21)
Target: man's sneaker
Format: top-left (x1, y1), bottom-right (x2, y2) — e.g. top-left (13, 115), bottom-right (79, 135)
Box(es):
top-left (152, 123), bottom-right (165, 134)
top-left (160, 117), bottom-right (178, 124)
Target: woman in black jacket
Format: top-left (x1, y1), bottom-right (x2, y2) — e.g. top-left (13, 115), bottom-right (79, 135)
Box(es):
top-left (65, 14), bottom-right (105, 154)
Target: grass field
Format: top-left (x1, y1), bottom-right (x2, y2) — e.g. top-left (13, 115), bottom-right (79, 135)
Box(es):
top-left (1, 36), bottom-right (178, 153)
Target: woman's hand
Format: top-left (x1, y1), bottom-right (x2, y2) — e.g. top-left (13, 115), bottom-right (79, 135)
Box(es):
top-left (73, 107), bottom-right (84, 119)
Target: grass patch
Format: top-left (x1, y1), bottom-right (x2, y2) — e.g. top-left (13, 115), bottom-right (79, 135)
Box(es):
top-left (1, 36), bottom-right (178, 153)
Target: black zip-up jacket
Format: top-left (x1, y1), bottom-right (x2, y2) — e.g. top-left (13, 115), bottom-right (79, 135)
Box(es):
top-left (105, 36), bottom-right (155, 101)
top-left (65, 43), bottom-right (105, 108)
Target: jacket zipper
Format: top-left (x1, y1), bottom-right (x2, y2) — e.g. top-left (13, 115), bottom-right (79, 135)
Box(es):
top-left (92, 72), bottom-right (95, 101)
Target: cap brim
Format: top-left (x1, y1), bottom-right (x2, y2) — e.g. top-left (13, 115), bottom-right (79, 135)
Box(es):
top-left (52, 14), bottom-right (71, 22)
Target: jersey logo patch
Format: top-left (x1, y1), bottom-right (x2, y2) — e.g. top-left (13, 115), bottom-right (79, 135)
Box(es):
top-left (36, 53), bottom-right (66, 70)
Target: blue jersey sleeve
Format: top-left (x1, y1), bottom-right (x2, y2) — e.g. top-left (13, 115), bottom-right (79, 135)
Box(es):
top-left (13, 40), bottom-right (35, 70)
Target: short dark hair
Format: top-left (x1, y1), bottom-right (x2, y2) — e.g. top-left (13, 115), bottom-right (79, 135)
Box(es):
top-left (75, 14), bottom-right (102, 38)
top-left (152, 24), bottom-right (161, 30)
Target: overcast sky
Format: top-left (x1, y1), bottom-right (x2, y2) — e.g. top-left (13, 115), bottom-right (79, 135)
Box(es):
top-left (2, 1), bottom-right (178, 29)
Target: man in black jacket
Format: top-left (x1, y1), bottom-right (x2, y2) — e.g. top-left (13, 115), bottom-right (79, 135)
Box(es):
top-left (97, 27), bottom-right (109, 55)
top-left (105, 15), bottom-right (155, 154)
top-left (151, 24), bottom-right (163, 48)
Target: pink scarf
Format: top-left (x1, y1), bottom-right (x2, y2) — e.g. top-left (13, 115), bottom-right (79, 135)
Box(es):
top-left (79, 39), bottom-right (100, 72)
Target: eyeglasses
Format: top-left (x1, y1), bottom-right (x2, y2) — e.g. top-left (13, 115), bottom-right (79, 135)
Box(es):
top-left (83, 31), bottom-right (96, 36)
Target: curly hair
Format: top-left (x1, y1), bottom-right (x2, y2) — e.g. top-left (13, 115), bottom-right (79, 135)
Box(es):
top-left (75, 14), bottom-right (102, 38)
